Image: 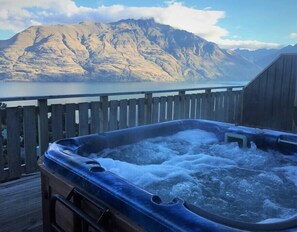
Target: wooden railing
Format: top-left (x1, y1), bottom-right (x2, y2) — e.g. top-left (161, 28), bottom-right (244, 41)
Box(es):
top-left (0, 86), bottom-right (243, 182)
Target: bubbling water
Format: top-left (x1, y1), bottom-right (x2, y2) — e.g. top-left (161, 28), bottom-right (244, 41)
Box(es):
top-left (91, 129), bottom-right (297, 223)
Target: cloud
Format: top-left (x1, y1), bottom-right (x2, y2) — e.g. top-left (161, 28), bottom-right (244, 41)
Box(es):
top-left (217, 39), bottom-right (281, 50)
top-left (289, 32), bottom-right (297, 39)
top-left (0, 0), bottom-right (280, 50)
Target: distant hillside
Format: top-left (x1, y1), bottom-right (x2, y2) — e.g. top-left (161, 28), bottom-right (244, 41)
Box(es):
top-left (234, 48), bottom-right (278, 65)
top-left (0, 19), bottom-right (260, 82)
top-left (236, 44), bottom-right (297, 68)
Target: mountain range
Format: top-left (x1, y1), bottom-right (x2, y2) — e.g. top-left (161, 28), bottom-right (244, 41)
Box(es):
top-left (0, 19), bottom-right (295, 82)
top-left (235, 44), bottom-right (297, 68)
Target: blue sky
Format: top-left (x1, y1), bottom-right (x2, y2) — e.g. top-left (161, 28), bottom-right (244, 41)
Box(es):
top-left (0, 0), bottom-right (296, 50)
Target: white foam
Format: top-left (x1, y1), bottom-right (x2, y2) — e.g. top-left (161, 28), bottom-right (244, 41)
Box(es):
top-left (92, 129), bottom-right (297, 223)
top-left (274, 166), bottom-right (297, 187)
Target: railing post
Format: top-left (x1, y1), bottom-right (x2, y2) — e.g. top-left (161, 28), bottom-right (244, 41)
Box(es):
top-left (38, 99), bottom-right (49, 157)
top-left (145, 93), bottom-right (152, 124)
top-left (100, 96), bottom-right (108, 132)
top-left (179, 91), bottom-right (186, 119)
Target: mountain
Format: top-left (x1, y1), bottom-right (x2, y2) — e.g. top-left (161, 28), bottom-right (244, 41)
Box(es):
top-left (0, 19), bottom-right (260, 82)
top-left (236, 44), bottom-right (297, 68)
top-left (258, 44), bottom-right (297, 67)
top-left (234, 48), bottom-right (278, 65)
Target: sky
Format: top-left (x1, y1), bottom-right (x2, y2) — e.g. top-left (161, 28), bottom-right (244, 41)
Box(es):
top-left (0, 0), bottom-right (296, 50)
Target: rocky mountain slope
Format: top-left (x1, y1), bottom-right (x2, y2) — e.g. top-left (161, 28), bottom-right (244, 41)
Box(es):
top-left (0, 19), bottom-right (260, 82)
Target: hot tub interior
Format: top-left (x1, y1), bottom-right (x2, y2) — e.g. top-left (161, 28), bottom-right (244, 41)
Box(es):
top-left (42, 120), bottom-right (297, 232)
top-left (90, 128), bottom-right (297, 224)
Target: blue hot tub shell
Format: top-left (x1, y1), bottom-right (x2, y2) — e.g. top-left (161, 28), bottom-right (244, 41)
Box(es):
top-left (43, 119), bottom-right (297, 232)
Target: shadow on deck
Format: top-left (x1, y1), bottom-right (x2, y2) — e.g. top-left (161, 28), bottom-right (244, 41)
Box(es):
top-left (0, 173), bottom-right (42, 232)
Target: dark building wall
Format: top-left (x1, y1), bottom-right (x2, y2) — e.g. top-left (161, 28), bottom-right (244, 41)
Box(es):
top-left (241, 54), bottom-right (297, 132)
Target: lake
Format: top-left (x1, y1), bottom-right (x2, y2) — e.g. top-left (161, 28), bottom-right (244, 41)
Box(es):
top-left (0, 81), bottom-right (247, 106)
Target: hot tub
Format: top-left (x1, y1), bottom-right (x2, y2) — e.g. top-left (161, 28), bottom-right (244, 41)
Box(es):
top-left (40, 119), bottom-right (297, 232)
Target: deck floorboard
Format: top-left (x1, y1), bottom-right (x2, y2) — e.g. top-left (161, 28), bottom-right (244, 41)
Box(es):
top-left (0, 172), bottom-right (42, 232)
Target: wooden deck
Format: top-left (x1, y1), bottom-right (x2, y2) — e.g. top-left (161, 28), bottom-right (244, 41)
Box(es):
top-left (0, 172), bottom-right (42, 232)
